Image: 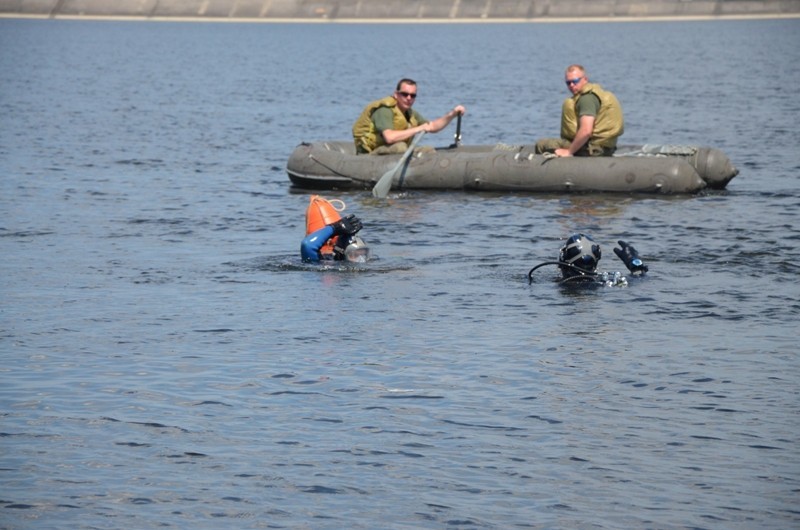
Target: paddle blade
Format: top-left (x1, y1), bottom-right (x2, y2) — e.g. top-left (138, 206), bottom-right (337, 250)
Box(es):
top-left (372, 165), bottom-right (395, 198)
top-left (372, 132), bottom-right (425, 199)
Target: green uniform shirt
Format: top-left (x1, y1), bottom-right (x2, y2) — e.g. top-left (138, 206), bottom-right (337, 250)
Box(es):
top-left (372, 107), bottom-right (427, 133)
top-left (576, 93), bottom-right (601, 118)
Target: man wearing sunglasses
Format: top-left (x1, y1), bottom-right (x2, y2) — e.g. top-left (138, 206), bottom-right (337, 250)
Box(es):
top-left (353, 78), bottom-right (466, 155)
top-left (535, 65), bottom-right (624, 158)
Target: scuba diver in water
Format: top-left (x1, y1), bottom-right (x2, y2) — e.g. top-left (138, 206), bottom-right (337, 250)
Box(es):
top-left (300, 195), bottom-right (371, 263)
top-left (527, 233), bottom-right (648, 285)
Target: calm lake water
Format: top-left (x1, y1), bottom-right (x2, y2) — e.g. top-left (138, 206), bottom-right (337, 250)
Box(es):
top-left (1, 16), bottom-right (799, 530)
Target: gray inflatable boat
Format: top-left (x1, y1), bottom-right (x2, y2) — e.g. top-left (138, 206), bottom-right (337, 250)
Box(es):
top-left (286, 141), bottom-right (738, 194)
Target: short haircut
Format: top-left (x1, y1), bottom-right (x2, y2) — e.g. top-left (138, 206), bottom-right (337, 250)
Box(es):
top-left (565, 64), bottom-right (586, 76)
top-left (396, 78), bottom-right (417, 91)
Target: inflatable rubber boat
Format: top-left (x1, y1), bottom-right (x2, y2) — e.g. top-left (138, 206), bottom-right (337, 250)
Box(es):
top-left (286, 141), bottom-right (738, 194)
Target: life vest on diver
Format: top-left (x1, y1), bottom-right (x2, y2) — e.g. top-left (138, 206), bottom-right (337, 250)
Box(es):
top-left (305, 195), bottom-right (346, 256)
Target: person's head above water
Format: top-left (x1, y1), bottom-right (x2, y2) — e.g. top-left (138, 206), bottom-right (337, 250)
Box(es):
top-left (558, 233), bottom-right (601, 278)
top-left (334, 234), bottom-right (371, 263)
top-left (528, 235), bottom-right (648, 284)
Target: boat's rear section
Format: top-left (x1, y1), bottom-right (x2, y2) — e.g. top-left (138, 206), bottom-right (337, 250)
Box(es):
top-left (615, 144), bottom-right (739, 189)
top-left (693, 147), bottom-right (739, 189)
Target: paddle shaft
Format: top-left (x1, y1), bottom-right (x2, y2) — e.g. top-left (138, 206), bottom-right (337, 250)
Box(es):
top-left (372, 131), bottom-right (426, 198)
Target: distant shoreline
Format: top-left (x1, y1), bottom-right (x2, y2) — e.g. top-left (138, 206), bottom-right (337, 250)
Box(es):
top-left (2, 13), bottom-right (799, 23)
top-left (4, 0), bottom-right (799, 24)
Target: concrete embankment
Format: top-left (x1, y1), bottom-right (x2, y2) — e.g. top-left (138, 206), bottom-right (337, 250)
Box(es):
top-left (2, 0), bottom-right (800, 21)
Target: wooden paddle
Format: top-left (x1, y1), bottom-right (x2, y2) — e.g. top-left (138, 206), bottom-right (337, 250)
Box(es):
top-left (372, 132), bottom-right (426, 199)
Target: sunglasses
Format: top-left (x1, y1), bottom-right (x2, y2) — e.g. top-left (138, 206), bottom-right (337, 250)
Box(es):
top-left (398, 91), bottom-right (417, 99)
top-left (565, 77), bottom-right (583, 87)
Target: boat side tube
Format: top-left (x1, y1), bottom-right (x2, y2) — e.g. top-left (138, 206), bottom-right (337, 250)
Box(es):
top-left (615, 144), bottom-right (738, 189)
top-left (286, 141), bottom-right (736, 193)
top-left (401, 146), bottom-right (705, 193)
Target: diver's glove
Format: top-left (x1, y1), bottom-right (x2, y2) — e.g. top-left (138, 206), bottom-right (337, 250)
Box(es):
top-left (614, 240), bottom-right (648, 275)
top-left (329, 214), bottom-right (362, 237)
top-left (333, 234), bottom-right (354, 257)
